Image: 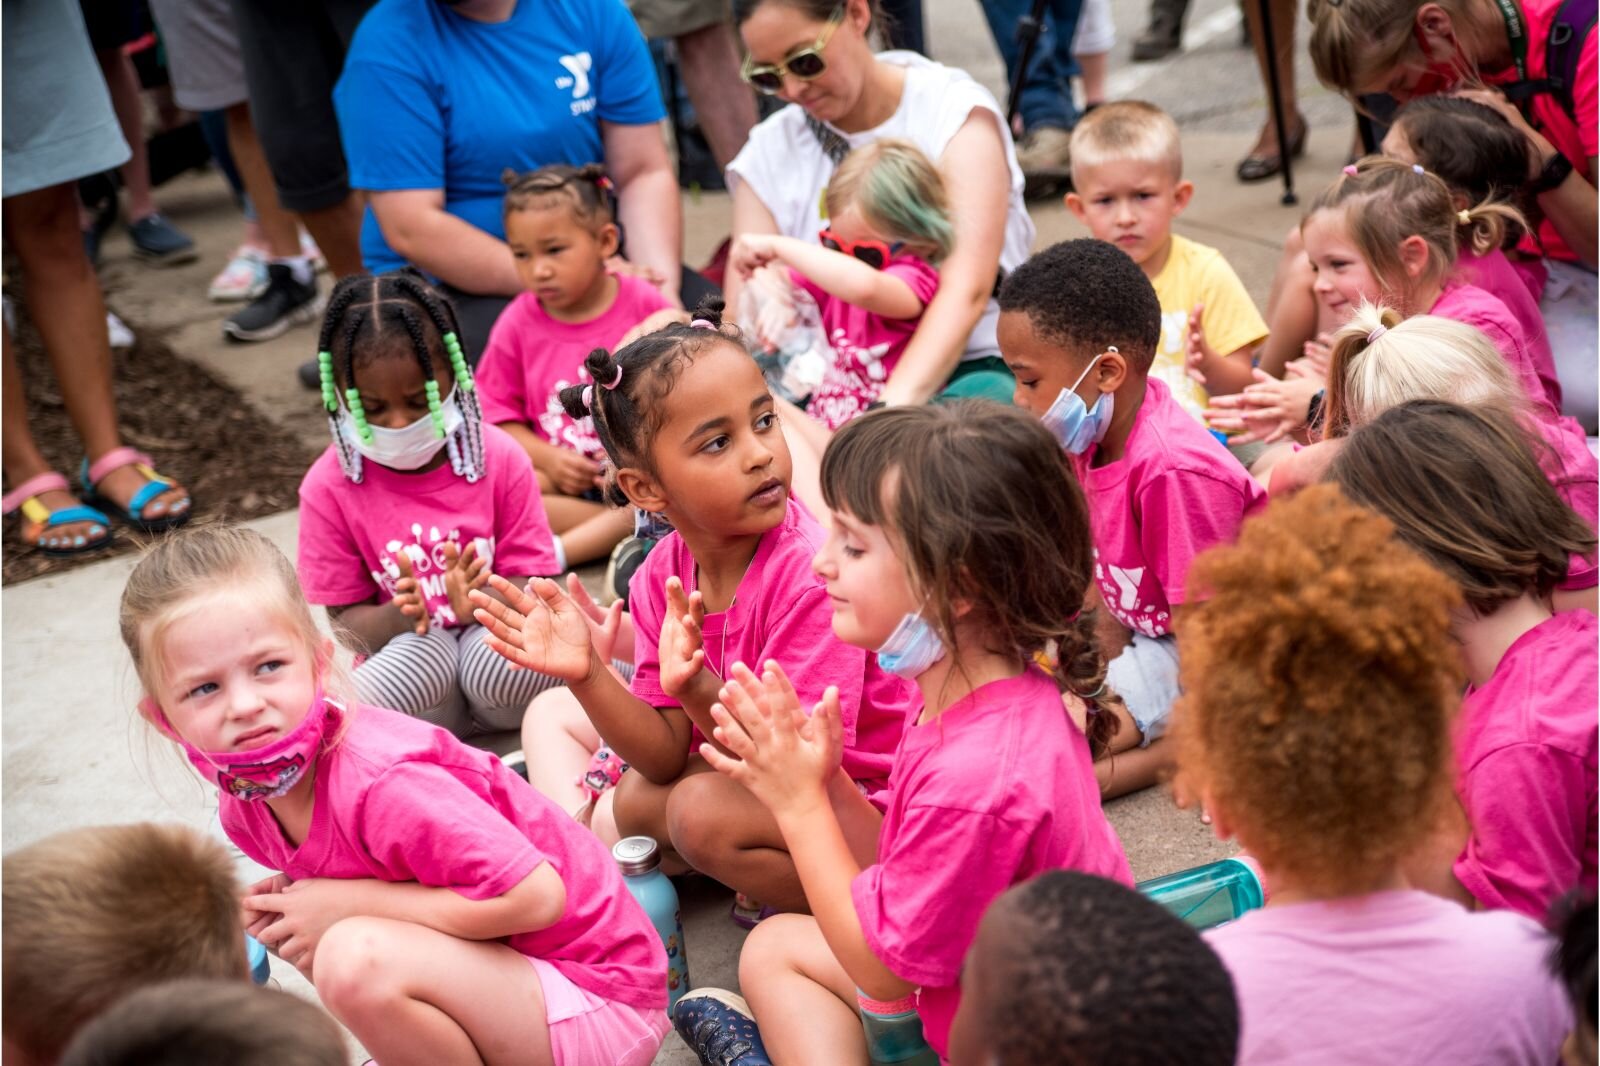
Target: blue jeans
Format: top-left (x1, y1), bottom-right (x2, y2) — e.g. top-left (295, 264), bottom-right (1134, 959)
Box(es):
top-left (977, 0), bottom-right (1084, 131)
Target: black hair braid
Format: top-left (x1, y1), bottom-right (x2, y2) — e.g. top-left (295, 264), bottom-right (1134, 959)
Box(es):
top-left (316, 276), bottom-right (369, 359)
top-left (395, 305), bottom-right (436, 384)
top-left (391, 270), bottom-right (464, 343)
top-left (341, 309), bottom-right (369, 392)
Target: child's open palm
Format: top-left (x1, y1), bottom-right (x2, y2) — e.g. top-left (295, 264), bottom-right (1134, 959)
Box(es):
top-left (440, 540), bottom-right (489, 624)
top-left (471, 575), bottom-right (596, 682)
top-left (658, 576), bottom-right (715, 706)
top-left (703, 661), bottom-right (842, 816)
top-left (1203, 369), bottom-right (1319, 444)
top-left (390, 551), bottom-right (430, 635)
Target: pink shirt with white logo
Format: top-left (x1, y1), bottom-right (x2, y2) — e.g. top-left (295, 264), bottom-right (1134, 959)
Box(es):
top-left (852, 667), bottom-right (1132, 1059)
top-left (1454, 609), bottom-right (1598, 919)
top-left (1430, 278), bottom-right (1557, 418)
top-left (628, 498), bottom-right (915, 788)
top-left (475, 275), bottom-right (672, 461)
top-left (1458, 251), bottom-right (1561, 414)
top-left (794, 256), bottom-right (940, 431)
top-left (1070, 378), bottom-right (1265, 637)
top-left (1207, 891), bottom-right (1571, 1065)
top-left (223, 704), bottom-right (667, 1008)
top-left (297, 424), bottom-right (558, 629)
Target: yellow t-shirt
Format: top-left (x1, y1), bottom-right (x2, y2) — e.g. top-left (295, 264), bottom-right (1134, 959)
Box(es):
top-left (1148, 234), bottom-right (1269, 422)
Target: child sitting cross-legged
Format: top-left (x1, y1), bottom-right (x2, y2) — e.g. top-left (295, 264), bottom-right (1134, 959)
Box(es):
top-left (475, 165), bottom-right (676, 569)
top-left (1175, 484), bottom-right (1573, 1065)
top-left (671, 402), bottom-right (1131, 1064)
top-left (1330, 401), bottom-right (1597, 921)
top-left (945, 870), bottom-right (1241, 1066)
top-left (998, 238), bottom-right (1265, 796)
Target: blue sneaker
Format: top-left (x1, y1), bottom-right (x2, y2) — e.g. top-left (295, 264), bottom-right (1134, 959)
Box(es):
top-left (673, 989), bottom-right (773, 1066)
top-left (127, 213), bottom-right (197, 266)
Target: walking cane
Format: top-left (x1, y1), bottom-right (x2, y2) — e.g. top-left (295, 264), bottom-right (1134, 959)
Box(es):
top-left (1255, 0), bottom-right (1298, 204)
top-left (1006, 0), bottom-right (1055, 129)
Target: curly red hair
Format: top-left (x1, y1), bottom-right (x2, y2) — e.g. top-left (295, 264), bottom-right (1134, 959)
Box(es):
top-left (1170, 485), bottom-right (1464, 894)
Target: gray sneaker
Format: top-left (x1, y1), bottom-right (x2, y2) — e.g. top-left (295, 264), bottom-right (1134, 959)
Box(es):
top-left (224, 263), bottom-right (323, 343)
top-left (1016, 126), bottom-right (1074, 199)
top-left (127, 213), bottom-right (197, 266)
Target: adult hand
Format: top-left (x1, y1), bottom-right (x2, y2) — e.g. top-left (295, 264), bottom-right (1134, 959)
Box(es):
top-left (471, 574), bottom-right (597, 682)
top-left (1451, 88), bottom-right (1558, 178)
top-left (702, 661), bottom-right (842, 816)
top-left (1203, 370), bottom-right (1321, 444)
top-left (390, 551), bottom-right (430, 635)
top-left (441, 540), bottom-right (490, 625)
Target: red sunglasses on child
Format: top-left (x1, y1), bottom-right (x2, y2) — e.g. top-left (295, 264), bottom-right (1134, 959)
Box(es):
top-left (819, 228), bottom-right (903, 270)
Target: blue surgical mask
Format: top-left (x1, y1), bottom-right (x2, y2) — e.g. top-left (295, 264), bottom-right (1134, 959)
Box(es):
top-left (875, 612), bottom-right (947, 678)
top-left (1040, 349), bottom-right (1117, 455)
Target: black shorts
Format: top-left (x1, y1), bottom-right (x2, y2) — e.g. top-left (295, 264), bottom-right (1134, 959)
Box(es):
top-left (227, 0), bottom-right (375, 213)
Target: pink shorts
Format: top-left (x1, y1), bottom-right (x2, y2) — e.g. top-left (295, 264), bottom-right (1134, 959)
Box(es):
top-left (528, 956), bottom-right (670, 1066)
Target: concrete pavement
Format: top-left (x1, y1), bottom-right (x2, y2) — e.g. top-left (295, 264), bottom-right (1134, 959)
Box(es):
top-left (3, 0), bottom-right (1352, 1059)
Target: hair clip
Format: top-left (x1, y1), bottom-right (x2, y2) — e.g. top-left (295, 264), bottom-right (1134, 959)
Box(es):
top-left (1106, 345), bottom-right (1119, 353)
top-left (1343, 164), bottom-right (1360, 176)
top-left (601, 364), bottom-right (624, 391)
top-left (595, 174), bottom-right (614, 192)
top-left (1366, 323), bottom-right (1388, 343)
top-left (1412, 163), bottom-right (1425, 174)
top-left (1457, 209), bottom-right (1471, 224)
top-left (689, 318), bottom-right (716, 330)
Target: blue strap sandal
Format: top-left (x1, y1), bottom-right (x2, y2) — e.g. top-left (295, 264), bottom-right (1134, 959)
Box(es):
top-left (79, 447), bottom-right (193, 532)
top-left (2, 472), bottom-right (112, 557)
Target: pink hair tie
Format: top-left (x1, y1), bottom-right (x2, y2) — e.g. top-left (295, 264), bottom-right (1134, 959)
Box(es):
top-left (1366, 324), bottom-right (1388, 344)
top-left (690, 318), bottom-right (717, 330)
top-left (1343, 164), bottom-right (1359, 176)
top-left (581, 385), bottom-right (595, 410)
top-left (601, 364), bottom-right (624, 390)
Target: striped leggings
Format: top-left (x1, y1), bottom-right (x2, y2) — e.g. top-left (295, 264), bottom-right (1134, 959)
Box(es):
top-left (355, 624), bottom-right (562, 737)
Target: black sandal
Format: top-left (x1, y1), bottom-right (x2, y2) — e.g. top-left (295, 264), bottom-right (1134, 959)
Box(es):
top-left (1235, 117), bottom-right (1308, 183)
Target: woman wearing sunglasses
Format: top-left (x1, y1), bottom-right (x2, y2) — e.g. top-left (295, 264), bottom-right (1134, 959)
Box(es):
top-left (724, 0), bottom-right (1035, 412)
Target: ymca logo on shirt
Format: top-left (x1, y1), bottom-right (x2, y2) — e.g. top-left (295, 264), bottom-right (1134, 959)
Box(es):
top-left (555, 53), bottom-right (596, 116)
top-left (1094, 554), bottom-right (1172, 638)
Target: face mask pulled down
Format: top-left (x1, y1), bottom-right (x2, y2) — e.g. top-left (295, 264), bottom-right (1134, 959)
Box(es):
top-left (148, 691), bottom-right (334, 802)
top-left (876, 612), bottom-right (947, 679)
top-left (1040, 350), bottom-right (1117, 455)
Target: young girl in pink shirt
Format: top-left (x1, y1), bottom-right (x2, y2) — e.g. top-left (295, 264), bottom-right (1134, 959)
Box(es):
top-left (476, 165), bottom-right (675, 569)
top-left (298, 272), bottom-right (561, 738)
top-left (120, 525), bottom-right (669, 1066)
top-left (1269, 305), bottom-right (1597, 614)
top-left (473, 299), bottom-right (914, 921)
top-left (670, 402), bottom-right (1132, 1064)
top-left (1174, 484), bottom-right (1571, 1066)
top-left (1332, 401), bottom-right (1598, 922)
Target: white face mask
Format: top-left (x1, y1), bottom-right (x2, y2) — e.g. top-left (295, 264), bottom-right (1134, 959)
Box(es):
top-left (341, 391), bottom-right (463, 471)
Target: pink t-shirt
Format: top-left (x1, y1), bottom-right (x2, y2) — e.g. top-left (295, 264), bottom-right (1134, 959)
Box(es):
top-left (1458, 250), bottom-right (1560, 413)
top-left (852, 667), bottom-right (1131, 1059)
top-left (795, 256), bottom-right (940, 431)
top-left (628, 498), bottom-right (915, 787)
top-left (1531, 412), bottom-right (1600, 589)
top-left (1207, 891), bottom-right (1571, 1065)
top-left (297, 424), bottom-right (558, 629)
top-left (222, 704), bottom-right (668, 1008)
top-left (1430, 278), bottom-right (1558, 418)
top-left (475, 276), bottom-right (672, 461)
top-left (1070, 378), bottom-right (1266, 637)
top-left (1483, 0), bottom-right (1597, 264)
top-left (1454, 609), bottom-right (1599, 919)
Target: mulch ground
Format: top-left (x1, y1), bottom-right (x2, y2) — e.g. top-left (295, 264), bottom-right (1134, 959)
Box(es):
top-left (3, 282), bottom-right (314, 585)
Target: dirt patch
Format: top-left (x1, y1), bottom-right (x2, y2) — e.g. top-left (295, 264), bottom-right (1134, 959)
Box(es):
top-left (3, 288), bottom-right (314, 585)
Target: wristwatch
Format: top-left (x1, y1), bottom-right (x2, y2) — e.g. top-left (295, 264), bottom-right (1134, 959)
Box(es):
top-left (1530, 152), bottom-right (1574, 195)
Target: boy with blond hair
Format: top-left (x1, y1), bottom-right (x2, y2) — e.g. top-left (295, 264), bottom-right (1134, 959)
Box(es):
top-left (1068, 101), bottom-right (1268, 426)
top-left (2, 823), bottom-right (249, 1066)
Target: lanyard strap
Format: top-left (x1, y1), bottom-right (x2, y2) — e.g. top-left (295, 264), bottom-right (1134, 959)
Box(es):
top-left (1491, 0), bottom-right (1531, 80)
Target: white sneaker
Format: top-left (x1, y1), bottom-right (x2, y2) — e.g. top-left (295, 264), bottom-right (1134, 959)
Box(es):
top-left (208, 246), bottom-right (269, 303)
top-left (107, 312), bottom-right (135, 350)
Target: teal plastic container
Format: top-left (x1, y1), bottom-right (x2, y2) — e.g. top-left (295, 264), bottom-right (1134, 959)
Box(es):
top-left (858, 991), bottom-right (940, 1066)
top-left (246, 934), bottom-right (270, 985)
top-left (613, 836), bottom-right (690, 1009)
top-left (1137, 856), bottom-right (1267, 930)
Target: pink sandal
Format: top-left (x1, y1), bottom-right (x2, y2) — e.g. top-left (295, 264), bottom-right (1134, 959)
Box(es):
top-left (2, 472), bottom-right (112, 556)
top-left (78, 446), bottom-right (192, 532)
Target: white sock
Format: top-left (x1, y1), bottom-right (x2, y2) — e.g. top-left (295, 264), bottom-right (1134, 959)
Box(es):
top-left (271, 255), bottom-right (315, 287)
top-left (551, 535), bottom-right (568, 573)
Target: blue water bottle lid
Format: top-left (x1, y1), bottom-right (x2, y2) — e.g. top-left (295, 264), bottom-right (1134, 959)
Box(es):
top-left (613, 835), bottom-right (662, 876)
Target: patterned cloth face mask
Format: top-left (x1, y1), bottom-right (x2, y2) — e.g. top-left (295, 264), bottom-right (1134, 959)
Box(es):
top-left (146, 690), bottom-right (333, 802)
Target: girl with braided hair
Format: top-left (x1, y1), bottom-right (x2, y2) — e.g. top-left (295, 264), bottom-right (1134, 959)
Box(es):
top-left (296, 271), bottom-right (564, 737)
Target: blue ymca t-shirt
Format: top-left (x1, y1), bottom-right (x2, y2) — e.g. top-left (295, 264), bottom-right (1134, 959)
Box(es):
top-left (334, 0), bottom-right (665, 274)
